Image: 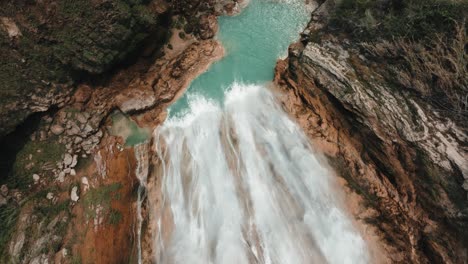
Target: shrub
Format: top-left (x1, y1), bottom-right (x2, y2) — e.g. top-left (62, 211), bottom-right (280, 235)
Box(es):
top-left (330, 0), bottom-right (468, 41)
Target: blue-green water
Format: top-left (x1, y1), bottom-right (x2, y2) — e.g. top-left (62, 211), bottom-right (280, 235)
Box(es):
top-left (169, 0), bottom-right (310, 117)
top-left (109, 113), bottom-right (150, 146)
top-left (114, 0), bottom-right (310, 145)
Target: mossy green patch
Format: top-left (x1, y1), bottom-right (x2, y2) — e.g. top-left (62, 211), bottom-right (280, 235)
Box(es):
top-left (8, 138), bottom-right (65, 190)
top-left (0, 204), bottom-right (20, 260)
top-left (108, 208), bottom-right (123, 225)
top-left (83, 183), bottom-right (122, 220)
top-left (330, 0), bottom-right (467, 41)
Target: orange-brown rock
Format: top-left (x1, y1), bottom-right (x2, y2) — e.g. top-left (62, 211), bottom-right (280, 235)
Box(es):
top-left (274, 4), bottom-right (468, 263)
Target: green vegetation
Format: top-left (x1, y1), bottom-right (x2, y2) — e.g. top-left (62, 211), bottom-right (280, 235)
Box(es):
top-left (0, 0), bottom-right (162, 136)
top-left (330, 0), bottom-right (467, 41)
top-left (34, 200), bottom-right (70, 223)
top-left (7, 138), bottom-right (65, 190)
top-left (71, 255), bottom-right (83, 264)
top-left (108, 208), bottom-right (123, 225)
top-left (54, 0), bottom-right (159, 74)
top-left (83, 183), bottom-right (122, 220)
top-left (327, 0), bottom-right (467, 124)
top-left (0, 204), bottom-right (20, 260)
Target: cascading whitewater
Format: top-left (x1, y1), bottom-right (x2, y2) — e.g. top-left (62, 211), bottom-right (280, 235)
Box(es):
top-left (152, 83), bottom-right (369, 264)
top-left (134, 143), bottom-right (149, 264)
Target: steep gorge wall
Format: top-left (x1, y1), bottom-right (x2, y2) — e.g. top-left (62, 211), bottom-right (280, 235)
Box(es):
top-left (275, 0), bottom-right (468, 262)
top-left (0, 0), bottom-right (238, 262)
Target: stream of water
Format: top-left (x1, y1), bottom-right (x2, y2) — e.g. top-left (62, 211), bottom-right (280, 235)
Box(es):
top-left (141, 0), bottom-right (369, 263)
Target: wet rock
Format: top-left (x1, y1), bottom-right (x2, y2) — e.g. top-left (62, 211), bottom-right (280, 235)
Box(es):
top-left (198, 15), bottom-right (218, 40)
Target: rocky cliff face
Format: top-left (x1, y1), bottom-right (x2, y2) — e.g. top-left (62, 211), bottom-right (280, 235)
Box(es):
top-left (275, 1), bottom-right (467, 262)
top-left (0, 0), bottom-right (233, 262)
top-left (0, 0), bottom-right (169, 137)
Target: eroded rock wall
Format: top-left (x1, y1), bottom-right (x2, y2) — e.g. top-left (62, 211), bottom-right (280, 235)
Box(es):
top-left (275, 1), bottom-right (468, 262)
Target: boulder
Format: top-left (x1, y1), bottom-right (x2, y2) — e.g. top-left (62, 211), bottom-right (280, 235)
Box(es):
top-left (198, 15), bottom-right (218, 40)
top-left (70, 186), bottom-right (79, 202)
top-left (63, 153), bottom-right (73, 166)
top-left (50, 124), bottom-right (64, 135)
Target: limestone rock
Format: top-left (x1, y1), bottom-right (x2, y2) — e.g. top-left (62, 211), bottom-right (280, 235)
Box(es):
top-left (276, 9), bottom-right (468, 262)
top-left (70, 186), bottom-right (79, 202)
top-left (46, 192), bottom-right (54, 200)
top-left (198, 15), bottom-right (218, 40)
top-left (63, 153), bottom-right (73, 166)
top-left (71, 155), bottom-right (78, 168)
top-left (32, 174), bottom-right (40, 183)
top-left (50, 124), bottom-right (64, 135)
top-left (81, 177), bottom-right (90, 192)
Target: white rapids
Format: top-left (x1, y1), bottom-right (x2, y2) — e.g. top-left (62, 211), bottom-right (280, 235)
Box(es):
top-left (151, 83), bottom-right (369, 264)
top-left (135, 143), bottom-right (150, 264)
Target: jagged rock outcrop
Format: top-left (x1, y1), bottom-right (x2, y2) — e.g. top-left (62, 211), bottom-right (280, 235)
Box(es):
top-left (275, 1), bottom-right (467, 263)
top-left (0, 0), bottom-right (167, 138)
top-left (0, 0), bottom-right (227, 262)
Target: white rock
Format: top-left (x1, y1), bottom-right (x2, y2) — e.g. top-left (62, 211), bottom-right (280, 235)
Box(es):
top-left (32, 174), bottom-right (40, 183)
top-left (0, 17), bottom-right (22, 38)
top-left (81, 177), bottom-right (89, 192)
top-left (71, 155), bottom-right (78, 168)
top-left (46, 192), bottom-right (54, 200)
top-left (76, 113), bottom-right (88, 124)
top-left (57, 171), bottom-right (65, 183)
top-left (74, 136), bottom-right (83, 144)
top-left (10, 232), bottom-right (25, 258)
top-left (70, 169), bottom-right (76, 176)
top-left (70, 186), bottom-right (79, 202)
top-left (63, 153), bottom-right (73, 166)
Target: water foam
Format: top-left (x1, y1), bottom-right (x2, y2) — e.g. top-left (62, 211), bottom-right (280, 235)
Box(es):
top-left (152, 83), bottom-right (369, 264)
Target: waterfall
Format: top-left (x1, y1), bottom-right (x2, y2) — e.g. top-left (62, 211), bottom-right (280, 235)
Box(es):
top-left (134, 143), bottom-right (149, 264)
top-left (151, 83), bottom-right (369, 264)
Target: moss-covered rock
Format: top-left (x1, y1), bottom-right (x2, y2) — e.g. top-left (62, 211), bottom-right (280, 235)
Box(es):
top-left (0, 0), bottom-right (162, 138)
